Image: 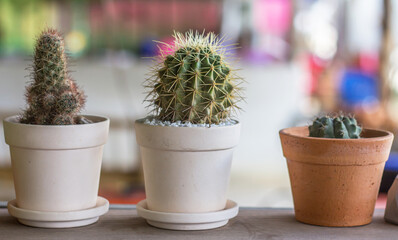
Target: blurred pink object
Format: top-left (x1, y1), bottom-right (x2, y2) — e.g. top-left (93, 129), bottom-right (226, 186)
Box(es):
top-left (254, 0), bottom-right (292, 35)
top-left (307, 54), bottom-right (328, 95)
top-left (358, 52), bottom-right (379, 74)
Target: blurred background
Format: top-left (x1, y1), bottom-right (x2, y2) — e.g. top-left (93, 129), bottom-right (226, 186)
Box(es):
top-left (1, 0), bottom-right (398, 208)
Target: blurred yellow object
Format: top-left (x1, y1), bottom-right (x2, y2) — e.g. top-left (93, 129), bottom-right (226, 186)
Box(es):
top-left (65, 31), bottom-right (87, 55)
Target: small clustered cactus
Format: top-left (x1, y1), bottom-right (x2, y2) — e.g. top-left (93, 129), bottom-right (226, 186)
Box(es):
top-left (145, 30), bottom-right (243, 124)
top-left (20, 28), bottom-right (90, 125)
top-left (309, 114), bottom-right (362, 139)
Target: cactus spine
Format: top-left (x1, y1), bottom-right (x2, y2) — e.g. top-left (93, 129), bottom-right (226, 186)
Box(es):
top-left (146, 30), bottom-right (243, 124)
top-left (21, 28), bottom-right (89, 125)
top-left (309, 115), bottom-right (362, 139)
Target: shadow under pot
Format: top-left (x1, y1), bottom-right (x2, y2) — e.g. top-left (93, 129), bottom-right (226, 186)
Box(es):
top-left (279, 126), bottom-right (393, 227)
top-left (135, 119), bottom-right (241, 213)
top-left (3, 115), bottom-right (109, 212)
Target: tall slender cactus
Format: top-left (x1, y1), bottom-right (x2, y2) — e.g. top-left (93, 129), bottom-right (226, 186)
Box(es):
top-left (21, 28), bottom-right (89, 125)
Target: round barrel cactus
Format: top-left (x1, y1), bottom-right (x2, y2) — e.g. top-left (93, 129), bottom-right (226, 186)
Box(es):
top-left (146, 31), bottom-right (243, 124)
top-left (21, 28), bottom-right (89, 125)
top-left (309, 115), bottom-right (362, 139)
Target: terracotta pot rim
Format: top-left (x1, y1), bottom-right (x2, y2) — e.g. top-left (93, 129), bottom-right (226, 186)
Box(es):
top-left (135, 118), bottom-right (240, 129)
top-left (279, 126), bottom-right (393, 142)
top-left (3, 114), bottom-right (109, 127)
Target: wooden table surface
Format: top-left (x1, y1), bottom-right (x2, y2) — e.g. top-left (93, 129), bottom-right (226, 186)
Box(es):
top-left (0, 203), bottom-right (398, 240)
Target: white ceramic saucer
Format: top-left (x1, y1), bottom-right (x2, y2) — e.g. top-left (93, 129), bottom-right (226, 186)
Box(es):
top-left (7, 196), bottom-right (109, 228)
top-left (136, 199), bottom-right (239, 230)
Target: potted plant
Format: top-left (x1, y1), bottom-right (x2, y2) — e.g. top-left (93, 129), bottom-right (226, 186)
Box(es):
top-left (3, 29), bottom-right (109, 228)
top-left (279, 114), bottom-right (393, 227)
top-left (135, 31), bottom-right (243, 230)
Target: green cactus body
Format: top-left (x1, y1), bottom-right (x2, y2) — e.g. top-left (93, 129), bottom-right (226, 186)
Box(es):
top-left (309, 115), bottom-right (362, 139)
top-left (147, 31), bottom-right (242, 124)
top-left (21, 29), bottom-right (89, 125)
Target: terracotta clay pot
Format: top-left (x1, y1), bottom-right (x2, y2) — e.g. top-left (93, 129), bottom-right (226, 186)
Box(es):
top-left (3, 115), bottom-right (109, 212)
top-left (279, 126), bottom-right (393, 227)
top-left (135, 119), bottom-right (241, 213)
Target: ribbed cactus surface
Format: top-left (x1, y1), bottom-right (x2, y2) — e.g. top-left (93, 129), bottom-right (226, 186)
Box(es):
top-left (309, 115), bottom-right (362, 139)
top-left (146, 31), bottom-right (242, 124)
top-left (21, 29), bottom-right (88, 125)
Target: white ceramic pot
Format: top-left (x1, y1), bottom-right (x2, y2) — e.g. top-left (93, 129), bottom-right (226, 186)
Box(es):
top-left (3, 115), bottom-right (109, 212)
top-left (135, 119), bottom-right (241, 213)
